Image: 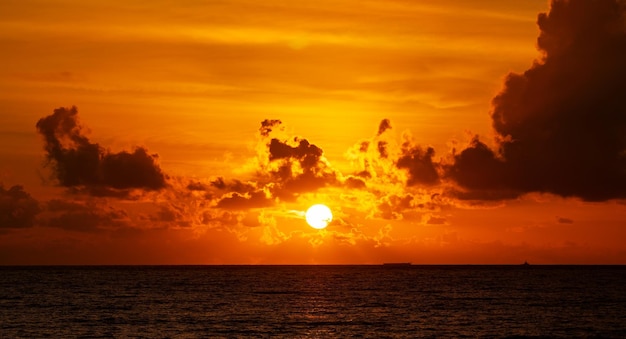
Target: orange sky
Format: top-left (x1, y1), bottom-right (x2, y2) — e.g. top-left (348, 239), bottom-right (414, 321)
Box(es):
top-left (1, 0), bottom-right (626, 264)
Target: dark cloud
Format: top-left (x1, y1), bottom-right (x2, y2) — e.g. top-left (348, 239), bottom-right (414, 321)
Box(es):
top-left (259, 119), bottom-right (282, 137)
top-left (397, 144), bottom-right (439, 186)
top-left (259, 122), bottom-right (339, 200)
top-left (44, 199), bottom-right (128, 232)
top-left (275, 171), bottom-right (337, 199)
top-left (344, 176), bottom-right (367, 189)
top-left (216, 190), bottom-right (274, 210)
top-left (151, 206), bottom-right (181, 223)
top-left (0, 185), bottom-right (40, 228)
top-left (269, 138), bottom-right (323, 169)
top-left (386, 119), bottom-right (440, 187)
top-left (426, 216), bottom-right (447, 225)
top-left (202, 120), bottom-right (344, 206)
top-left (377, 119), bottom-right (392, 136)
top-left (445, 138), bottom-right (520, 200)
top-left (147, 205), bottom-right (191, 228)
top-left (447, 0), bottom-right (626, 201)
top-left (100, 148), bottom-right (165, 189)
top-left (36, 106), bottom-right (167, 195)
top-left (67, 186), bottom-right (142, 199)
top-left (210, 177), bottom-right (256, 193)
top-left (556, 217), bottom-right (574, 224)
top-left (355, 170), bottom-right (372, 179)
top-left (187, 181), bottom-right (208, 191)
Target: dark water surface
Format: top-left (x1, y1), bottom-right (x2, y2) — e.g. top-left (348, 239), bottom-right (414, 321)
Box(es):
top-left (1, 265), bottom-right (625, 338)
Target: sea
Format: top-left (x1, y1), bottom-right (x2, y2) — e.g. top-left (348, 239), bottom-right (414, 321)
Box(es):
top-left (1, 265), bottom-right (625, 338)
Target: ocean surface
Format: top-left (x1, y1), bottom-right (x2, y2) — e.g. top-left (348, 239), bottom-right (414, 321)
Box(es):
top-left (1, 265), bottom-right (625, 338)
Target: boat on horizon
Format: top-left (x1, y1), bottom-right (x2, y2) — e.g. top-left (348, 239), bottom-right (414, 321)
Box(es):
top-left (382, 262), bottom-right (412, 267)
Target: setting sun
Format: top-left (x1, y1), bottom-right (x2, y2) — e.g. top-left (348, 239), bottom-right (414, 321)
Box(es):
top-left (305, 204), bottom-right (333, 229)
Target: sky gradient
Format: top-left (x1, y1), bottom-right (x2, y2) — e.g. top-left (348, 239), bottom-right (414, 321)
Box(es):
top-left (1, 0), bottom-right (626, 264)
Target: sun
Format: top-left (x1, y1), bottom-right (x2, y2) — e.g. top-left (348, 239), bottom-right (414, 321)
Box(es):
top-left (305, 204), bottom-right (333, 229)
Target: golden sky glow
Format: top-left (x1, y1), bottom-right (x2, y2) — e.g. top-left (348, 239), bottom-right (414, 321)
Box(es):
top-left (1, 0), bottom-right (626, 264)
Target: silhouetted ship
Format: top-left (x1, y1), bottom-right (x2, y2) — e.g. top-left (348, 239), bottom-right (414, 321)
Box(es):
top-left (521, 261), bottom-right (530, 266)
top-left (382, 262), bottom-right (412, 267)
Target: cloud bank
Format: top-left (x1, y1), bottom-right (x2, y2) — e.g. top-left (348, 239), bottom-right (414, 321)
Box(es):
top-left (446, 0), bottom-right (626, 201)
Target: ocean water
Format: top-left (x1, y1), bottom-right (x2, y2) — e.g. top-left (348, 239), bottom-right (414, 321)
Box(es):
top-left (1, 265), bottom-right (625, 338)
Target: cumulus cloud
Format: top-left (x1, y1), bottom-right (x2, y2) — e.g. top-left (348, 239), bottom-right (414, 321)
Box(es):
top-left (345, 119), bottom-right (405, 185)
top-left (447, 0), bottom-right (626, 201)
top-left (269, 138), bottom-right (323, 168)
top-left (0, 185), bottom-right (40, 228)
top-left (36, 106), bottom-right (167, 195)
top-left (258, 120), bottom-right (339, 200)
top-left (201, 119), bottom-right (344, 210)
